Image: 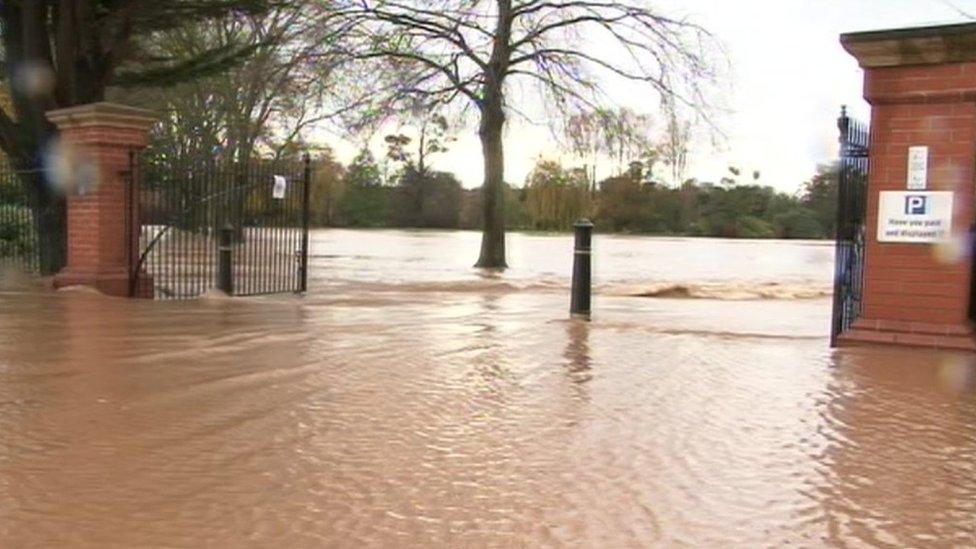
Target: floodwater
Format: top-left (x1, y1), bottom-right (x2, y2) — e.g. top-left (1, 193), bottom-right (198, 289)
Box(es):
top-left (0, 230), bottom-right (974, 548)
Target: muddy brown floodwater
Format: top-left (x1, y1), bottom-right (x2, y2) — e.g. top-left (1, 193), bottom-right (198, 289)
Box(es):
top-left (0, 230), bottom-right (974, 548)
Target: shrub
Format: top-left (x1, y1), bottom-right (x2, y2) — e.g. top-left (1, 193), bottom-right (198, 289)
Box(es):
top-left (0, 205), bottom-right (35, 258)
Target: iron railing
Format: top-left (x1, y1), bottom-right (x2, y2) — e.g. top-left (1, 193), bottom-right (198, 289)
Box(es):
top-left (131, 155), bottom-right (311, 299)
top-left (830, 106), bottom-right (870, 346)
top-left (0, 169), bottom-right (41, 274)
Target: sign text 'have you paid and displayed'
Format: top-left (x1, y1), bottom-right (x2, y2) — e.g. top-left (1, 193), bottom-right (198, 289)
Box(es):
top-left (877, 191), bottom-right (954, 243)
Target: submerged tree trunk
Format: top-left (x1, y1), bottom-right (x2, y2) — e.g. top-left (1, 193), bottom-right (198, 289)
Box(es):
top-left (476, 101), bottom-right (507, 269)
top-left (475, 0), bottom-right (512, 269)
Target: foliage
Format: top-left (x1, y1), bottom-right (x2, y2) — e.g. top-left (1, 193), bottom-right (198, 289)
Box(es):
top-left (337, 148), bottom-right (389, 226)
top-left (0, 205), bottom-right (35, 258)
top-left (390, 168), bottom-right (463, 228)
top-left (0, 0), bottom-right (289, 273)
top-left (773, 208), bottom-right (824, 239)
top-left (384, 112), bottom-right (456, 176)
top-left (523, 160), bottom-right (593, 231)
top-left (327, 0), bottom-right (719, 267)
top-left (118, 5), bottom-right (339, 165)
top-left (312, 153), bottom-right (836, 242)
top-left (308, 147), bottom-right (347, 226)
top-left (563, 108), bottom-right (658, 185)
top-left (800, 164), bottom-right (840, 237)
top-left (459, 185), bottom-right (527, 230)
top-left (344, 148), bottom-right (383, 188)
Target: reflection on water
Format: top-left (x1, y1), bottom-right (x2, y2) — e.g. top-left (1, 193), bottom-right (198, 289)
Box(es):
top-left (0, 230), bottom-right (974, 547)
top-left (563, 320), bottom-right (592, 385)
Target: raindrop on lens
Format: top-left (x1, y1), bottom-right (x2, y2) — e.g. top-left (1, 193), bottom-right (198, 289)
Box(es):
top-left (12, 61), bottom-right (55, 97)
top-left (42, 138), bottom-right (100, 196)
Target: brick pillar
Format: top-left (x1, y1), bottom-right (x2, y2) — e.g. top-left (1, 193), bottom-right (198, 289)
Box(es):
top-left (47, 102), bottom-right (156, 297)
top-left (841, 24), bottom-right (976, 350)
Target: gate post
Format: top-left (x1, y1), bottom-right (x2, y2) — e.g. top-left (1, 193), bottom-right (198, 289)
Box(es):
top-left (300, 153), bottom-right (311, 293)
top-left (218, 225), bottom-right (234, 295)
top-left (839, 24), bottom-right (976, 350)
top-left (47, 102), bottom-right (156, 297)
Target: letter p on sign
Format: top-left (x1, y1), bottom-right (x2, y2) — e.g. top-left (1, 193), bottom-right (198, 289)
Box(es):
top-left (905, 195), bottom-right (928, 215)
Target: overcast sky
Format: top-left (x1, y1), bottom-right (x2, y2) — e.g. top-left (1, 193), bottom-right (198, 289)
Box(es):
top-left (328, 0), bottom-right (976, 193)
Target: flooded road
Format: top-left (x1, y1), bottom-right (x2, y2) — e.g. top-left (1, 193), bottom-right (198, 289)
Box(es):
top-left (0, 230), bottom-right (974, 547)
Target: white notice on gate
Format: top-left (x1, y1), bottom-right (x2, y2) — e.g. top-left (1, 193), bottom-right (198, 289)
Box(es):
top-left (272, 175), bottom-right (287, 199)
top-left (877, 191), bottom-right (954, 243)
top-left (907, 146), bottom-right (929, 190)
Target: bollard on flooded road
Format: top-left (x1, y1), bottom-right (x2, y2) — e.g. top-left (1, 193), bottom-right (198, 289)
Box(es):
top-left (570, 219), bottom-right (594, 319)
top-left (218, 225), bottom-right (234, 295)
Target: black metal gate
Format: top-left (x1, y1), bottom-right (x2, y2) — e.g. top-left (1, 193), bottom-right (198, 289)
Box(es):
top-left (0, 168), bottom-right (41, 273)
top-left (830, 107), bottom-right (870, 346)
top-left (130, 155), bottom-right (311, 299)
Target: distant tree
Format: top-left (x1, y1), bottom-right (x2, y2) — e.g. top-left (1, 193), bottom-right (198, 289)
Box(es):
top-left (460, 184), bottom-right (527, 230)
top-left (660, 102), bottom-right (692, 186)
top-left (562, 107), bottom-right (657, 185)
top-left (328, 0), bottom-right (719, 268)
top-left (390, 168), bottom-right (463, 228)
top-left (308, 147), bottom-right (347, 226)
top-left (524, 159), bottom-right (593, 230)
top-left (800, 163), bottom-right (839, 237)
top-left (603, 109), bottom-right (656, 175)
top-left (562, 110), bottom-right (606, 187)
top-left (773, 208), bottom-right (824, 239)
top-left (345, 148), bottom-right (382, 188)
top-left (598, 175), bottom-right (649, 232)
top-left (383, 106), bottom-right (462, 227)
top-left (121, 6), bottom-right (340, 166)
top-left (338, 148), bottom-right (389, 226)
top-left (384, 110), bottom-right (456, 177)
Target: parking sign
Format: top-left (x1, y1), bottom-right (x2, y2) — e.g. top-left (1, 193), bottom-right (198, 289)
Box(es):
top-left (878, 191), bottom-right (953, 243)
top-left (904, 195), bottom-right (928, 215)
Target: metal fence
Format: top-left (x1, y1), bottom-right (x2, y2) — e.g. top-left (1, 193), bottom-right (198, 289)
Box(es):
top-left (830, 107), bottom-right (870, 346)
top-left (131, 155), bottom-right (311, 299)
top-left (0, 169), bottom-right (40, 273)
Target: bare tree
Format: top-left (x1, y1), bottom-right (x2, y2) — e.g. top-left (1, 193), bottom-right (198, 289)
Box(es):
top-left (660, 99), bottom-right (691, 186)
top-left (563, 107), bottom-right (655, 184)
top-left (384, 105), bottom-right (457, 176)
top-left (119, 6), bottom-right (344, 164)
top-left (563, 109), bottom-right (606, 186)
top-left (324, 0), bottom-right (718, 268)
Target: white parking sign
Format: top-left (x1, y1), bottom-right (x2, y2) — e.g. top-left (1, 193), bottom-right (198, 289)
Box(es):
top-left (877, 191), bottom-right (954, 243)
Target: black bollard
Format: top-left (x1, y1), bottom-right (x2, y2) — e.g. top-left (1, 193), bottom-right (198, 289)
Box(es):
top-left (570, 219), bottom-right (594, 319)
top-left (218, 224), bottom-right (234, 295)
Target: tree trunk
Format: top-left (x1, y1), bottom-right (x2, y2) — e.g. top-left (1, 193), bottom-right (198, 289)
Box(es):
top-left (476, 103), bottom-right (506, 269)
top-left (475, 0), bottom-right (513, 269)
top-left (34, 188), bottom-right (67, 275)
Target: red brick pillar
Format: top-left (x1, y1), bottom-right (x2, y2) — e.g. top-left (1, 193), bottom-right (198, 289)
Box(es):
top-left (47, 102), bottom-right (156, 297)
top-left (841, 25), bottom-right (976, 350)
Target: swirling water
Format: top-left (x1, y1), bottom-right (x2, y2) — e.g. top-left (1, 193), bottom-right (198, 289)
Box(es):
top-left (0, 230), bottom-right (973, 547)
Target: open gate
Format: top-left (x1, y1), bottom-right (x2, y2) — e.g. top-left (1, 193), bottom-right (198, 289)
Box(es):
top-left (130, 155), bottom-right (311, 299)
top-left (830, 107), bottom-right (870, 346)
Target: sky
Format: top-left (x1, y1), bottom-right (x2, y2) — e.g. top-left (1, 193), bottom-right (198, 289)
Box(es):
top-left (327, 0), bottom-right (976, 193)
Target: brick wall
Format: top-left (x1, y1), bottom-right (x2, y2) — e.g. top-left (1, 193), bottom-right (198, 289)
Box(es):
top-left (48, 103), bottom-right (155, 297)
top-left (859, 62), bottom-right (976, 330)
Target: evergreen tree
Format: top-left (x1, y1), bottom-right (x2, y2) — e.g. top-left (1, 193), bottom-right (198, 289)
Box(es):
top-left (0, 0), bottom-right (284, 273)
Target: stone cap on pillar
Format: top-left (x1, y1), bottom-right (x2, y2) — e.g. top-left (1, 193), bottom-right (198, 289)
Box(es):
top-left (842, 22), bottom-right (976, 68)
top-left (46, 102), bottom-right (157, 148)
